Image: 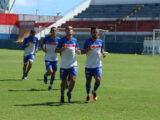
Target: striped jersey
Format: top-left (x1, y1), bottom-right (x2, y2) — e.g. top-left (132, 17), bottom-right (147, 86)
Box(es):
top-left (42, 36), bottom-right (60, 61)
top-left (22, 36), bottom-right (39, 56)
top-left (83, 38), bottom-right (103, 68)
top-left (56, 36), bottom-right (79, 69)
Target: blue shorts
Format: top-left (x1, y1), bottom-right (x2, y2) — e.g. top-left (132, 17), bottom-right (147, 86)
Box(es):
top-left (60, 66), bottom-right (78, 79)
top-left (45, 60), bottom-right (58, 71)
top-left (23, 54), bottom-right (35, 64)
top-left (85, 67), bottom-right (102, 80)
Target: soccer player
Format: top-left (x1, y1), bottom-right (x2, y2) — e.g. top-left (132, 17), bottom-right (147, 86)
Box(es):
top-left (55, 26), bottom-right (81, 103)
top-left (81, 26), bottom-right (106, 102)
top-left (22, 30), bottom-right (39, 80)
top-left (40, 27), bottom-right (60, 91)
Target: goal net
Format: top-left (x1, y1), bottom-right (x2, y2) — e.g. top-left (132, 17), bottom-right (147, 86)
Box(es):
top-left (152, 29), bottom-right (160, 55)
top-left (142, 29), bottom-right (160, 55)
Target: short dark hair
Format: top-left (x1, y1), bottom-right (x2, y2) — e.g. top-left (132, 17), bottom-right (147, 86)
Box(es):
top-left (65, 26), bottom-right (73, 30)
top-left (91, 26), bottom-right (99, 32)
top-left (51, 27), bottom-right (56, 31)
top-left (30, 29), bottom-right (36, 34)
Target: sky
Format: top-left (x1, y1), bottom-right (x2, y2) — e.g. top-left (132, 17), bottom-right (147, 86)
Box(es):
top-left (12, 0), bottom-right (84, 16)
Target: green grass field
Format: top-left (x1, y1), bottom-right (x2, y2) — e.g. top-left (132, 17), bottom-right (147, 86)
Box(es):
top-left (0, 49), bottom-right (160, 120)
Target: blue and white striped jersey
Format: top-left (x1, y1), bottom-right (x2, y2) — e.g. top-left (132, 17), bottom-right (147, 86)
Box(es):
top-left (56, 36), bottom-right (79, 69)
top-left (42, 36), bottom-right (60, 61)
top-left (22, 36), bottom-right (39, 56)
top-left (83, 38), bottom-right (103, 68)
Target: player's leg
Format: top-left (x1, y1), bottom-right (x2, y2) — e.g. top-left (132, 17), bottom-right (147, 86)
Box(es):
top-left (92, 67), bottom-right (102, 101)
top-left (85, 68), bottom-right (93, 102)
top-left (25, 54), bottom-right (35, 77)
top-left (67, 66), bottom-right (78, 103)
top-left (66, 74), bottom-right (71, 89)
top-left (44, 61), bottom-right (52, 84)
top-left (22, 56), bottom-right (29, 80)
top-left (48, 62), bottom-right (57, 90)
top-left (22, 64), bottom-right (27, 80)
top-left (60, 68), bottom-right (68, 103)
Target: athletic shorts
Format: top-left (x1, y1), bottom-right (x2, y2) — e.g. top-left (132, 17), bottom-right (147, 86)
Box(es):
top-left (23, 54), bottom-right (35, 64)
top-left (85, 67), bottom-right (102, 80)
top-left (45, 60), bottom-right (58, 71)
top-left (60, 66), bottom-right (78, 79)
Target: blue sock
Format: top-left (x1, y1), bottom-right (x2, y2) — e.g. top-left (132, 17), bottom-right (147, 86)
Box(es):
top-left (68, 88), bottom-right (72, 94)
top-left (45, 72), bottom-right (49, 77)
top-left (25, 70), bottom-right (29, 75)
top-left (93, 82), bottom-right (100, 92)
top-left (86, 83), bottom-right (91, 95)
top-left (50, 76), bottom-right (55, 86)
top-left (61, 90), bottom-right (64, 96)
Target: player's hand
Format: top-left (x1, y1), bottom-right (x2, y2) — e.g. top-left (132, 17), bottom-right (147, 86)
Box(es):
top-left (87, 45), bottom-right (93, 52)
top-left (102, 53), bottom-right (106, 58)
top-left (27, 42), bottom-right (31, 46)
top-left (61, 45), bottom-right (68, 52)
top-left (75, 48), bottom-right (81, 55)
top-left (35, 49), bottom-right (38, 53)
top-left (43, 48), bottom-right (47, 53)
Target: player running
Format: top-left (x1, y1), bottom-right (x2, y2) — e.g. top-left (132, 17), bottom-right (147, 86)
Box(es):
top-left (55, 26), bottom-right (81, 103)
top-left (22, 30), bottom-right (39, 80)
top-left (41, 27), bottom-right (60, 91)
top-left (81, 26), bottom-right (106, 102)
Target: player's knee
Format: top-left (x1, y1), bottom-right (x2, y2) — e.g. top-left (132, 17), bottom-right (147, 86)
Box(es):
top-left (62, 78), bottom-right (67, 83)
top-left (95, 77), bottom-right (101, 83)
top-left (71, 76), bottom-right (76, 82)
top-left (29, 61), bottom-right (33, 66)
top-left (23, 64), bottom-right (27, 68)
top-left (48, 70), bottom-right (53, 75)
top-left (51, 71), bottom-right (56, 76)
top-left (86, 80), bottom-right (91, 84)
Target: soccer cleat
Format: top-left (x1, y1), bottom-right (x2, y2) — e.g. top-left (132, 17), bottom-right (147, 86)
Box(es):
top-left (67, 92), bottom-right (72, 103)
top-left (44, 74), bottom-right (47, 84)
top-left (92, 91), bottom-right (98, 101)
top-left (22, 76), bottom-right (27, 80)
top-left (60, 96), bottom-right (64, 103)
top-left (22, 73), bottom-right (27, 80)
top-left (48, 86), bottom-right (52, 91)
top-left (86, 96), bottom-right (91, 103)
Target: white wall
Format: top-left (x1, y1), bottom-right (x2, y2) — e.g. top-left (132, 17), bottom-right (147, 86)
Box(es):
top-left (91, 0), bottom-right (160, 5)
top-left (18, 14), bottom-right (62, 23)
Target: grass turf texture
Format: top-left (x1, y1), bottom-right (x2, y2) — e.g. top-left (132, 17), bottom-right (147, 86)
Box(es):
top-left (0, 49), bottom-right (160, 120)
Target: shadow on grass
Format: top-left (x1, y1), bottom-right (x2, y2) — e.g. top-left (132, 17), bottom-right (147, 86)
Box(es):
top-left (0, 79), bottom-right (22, 82)
top-left (8, 88), bottom-right (59, 92)
top-left (15, 101), bottom-right (87, 107)
top-left (37, 78), bottom-right (61, 81)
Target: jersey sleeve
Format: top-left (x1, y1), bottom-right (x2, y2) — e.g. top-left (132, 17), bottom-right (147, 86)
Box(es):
top-left (56, 38), bottom-right (63, 49)
top-left (22, 38), bottom-right (27, 49)
top-left (75, 39), bottom-right (80, 50)
top-left (83, 40), bottom-right (88, 50)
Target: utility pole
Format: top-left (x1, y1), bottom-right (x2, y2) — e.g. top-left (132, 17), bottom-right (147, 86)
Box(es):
top-left (35, 9), bottom-right (39, 15)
